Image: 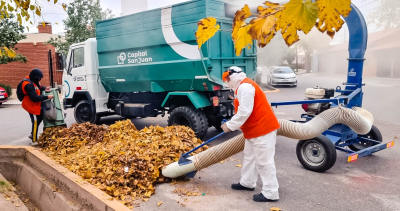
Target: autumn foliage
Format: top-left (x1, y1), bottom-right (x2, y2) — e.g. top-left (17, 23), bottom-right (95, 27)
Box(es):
top-left (39, 120), bottom-right (208, 206)
top-left (195, 0), bottom-right (352, 56)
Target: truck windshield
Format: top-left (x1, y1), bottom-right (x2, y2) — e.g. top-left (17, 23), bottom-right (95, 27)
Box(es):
top-left (73, 48), bottom-right (84, 68)
top-left (273, 67), bottom-right (294, 74)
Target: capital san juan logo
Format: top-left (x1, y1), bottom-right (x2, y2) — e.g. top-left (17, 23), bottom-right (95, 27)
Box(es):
top-left (117, 51), bottom-right (153, 65)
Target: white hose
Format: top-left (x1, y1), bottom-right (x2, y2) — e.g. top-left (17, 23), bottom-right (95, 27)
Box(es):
top-left (162, 107), bottom-right (373, 178)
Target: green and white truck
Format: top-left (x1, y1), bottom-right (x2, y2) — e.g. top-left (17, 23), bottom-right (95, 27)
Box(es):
top-left (62, 0), bottom-right (257, 139)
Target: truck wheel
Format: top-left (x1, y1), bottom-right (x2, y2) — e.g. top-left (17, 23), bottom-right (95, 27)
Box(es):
top-left (349, 125), bottom-right (382, 151)
top-left (74, 100), bottom-right (100, 124)
top-left (168, 106), bottom-right (208, 139)
top-left (296, 135), bottom-right (336, 172)
top-left (213, 117), bottom-right (229, 131)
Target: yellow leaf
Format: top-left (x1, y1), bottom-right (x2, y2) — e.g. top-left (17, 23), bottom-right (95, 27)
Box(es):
top-left (36, 8), bottom-right (41, 16)
top-left (316, 0), bottom-right (351, 38)
top-left (157, 201), bottom-right (163, 207)
top-left (249, 15), bottom-right (277, 47)
top-left (4, 47), bottom-right (16, 58)
top-left (55, 22), bottom-right (58, 25)
top-left (42, 22), bottom-right (46, 27)
top-left (232, 4), bottom-right (251, 42)
top-left (195, 17), bottom-right (220, 49)
top-left (233, 23), bottom-right (253, 56)
top-left (277, 0), bottom-right (318, 46)
top-left (54, 0), bottom-right (58, 4)
top-left (257, 1), bottom-right (282, 16)
top-left (270, 207), bottom-right (282, 211)
top-left (30, 5), bottom-right (35, 11)
top-left (62, 3), bottom-right (67, 11)
top-left (144, 191), bottom-right (152, 198)
top-left (7, 4), bottom-right (14, 12)
top-left (236, 164), bottom-right (242, 167)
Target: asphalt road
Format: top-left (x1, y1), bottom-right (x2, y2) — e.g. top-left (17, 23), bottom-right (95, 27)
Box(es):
top-left (0, 73), bottom-right (399, 211)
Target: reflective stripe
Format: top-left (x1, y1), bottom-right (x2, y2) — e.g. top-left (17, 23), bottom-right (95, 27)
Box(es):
top-left (33, 115), bottom-right (37, 143)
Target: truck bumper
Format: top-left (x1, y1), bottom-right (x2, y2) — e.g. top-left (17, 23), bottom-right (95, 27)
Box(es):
top-left (63, 98), bottom-right (73, 110)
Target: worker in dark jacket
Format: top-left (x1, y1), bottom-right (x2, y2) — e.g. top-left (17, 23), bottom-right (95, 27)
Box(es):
top-left (21, 68), bottom-right (53, 145)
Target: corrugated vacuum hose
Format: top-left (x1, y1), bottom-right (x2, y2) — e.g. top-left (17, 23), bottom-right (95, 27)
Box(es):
top-left (162, 107), bottom-right (373, 178)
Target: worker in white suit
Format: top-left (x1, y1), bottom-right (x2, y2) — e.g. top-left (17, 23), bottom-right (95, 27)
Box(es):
top-left (221, 66), bottom-right (281, 202)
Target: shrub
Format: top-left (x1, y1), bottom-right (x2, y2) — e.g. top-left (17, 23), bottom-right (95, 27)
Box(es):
top-left (0, 83), bottom-right (12, 97)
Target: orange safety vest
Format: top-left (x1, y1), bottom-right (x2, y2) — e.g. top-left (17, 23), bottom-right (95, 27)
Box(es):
top-left (234, 78), bottom-right (280, 139)
top-left (22, 76), bottom-right (42, 115)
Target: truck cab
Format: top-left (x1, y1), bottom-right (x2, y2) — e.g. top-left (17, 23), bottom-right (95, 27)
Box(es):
top-left (63, 38), bottom-right (108, 123)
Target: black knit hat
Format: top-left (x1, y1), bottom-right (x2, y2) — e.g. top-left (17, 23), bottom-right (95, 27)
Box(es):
top-left (29, 68), bottom-right (44, 85)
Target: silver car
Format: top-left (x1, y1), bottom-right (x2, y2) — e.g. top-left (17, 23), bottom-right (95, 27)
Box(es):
top-left (267, 66), bottom-right (297, 87)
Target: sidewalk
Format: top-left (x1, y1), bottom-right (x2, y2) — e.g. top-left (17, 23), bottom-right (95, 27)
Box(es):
top-left (305, 72), bottom-right (400, 87)
top-left (2, 96), bottom-right (63, 107)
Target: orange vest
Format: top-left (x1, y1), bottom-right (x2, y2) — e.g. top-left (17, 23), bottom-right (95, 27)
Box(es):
top-left (22, 77), bottom-right (42, 115)
top-left (234, 78), bottom-right (280, 139)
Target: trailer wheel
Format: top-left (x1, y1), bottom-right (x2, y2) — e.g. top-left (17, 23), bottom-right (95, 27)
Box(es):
top-left (74, 100), bottom-right (100, 124)
top-left (349, 125), bottom-right (382, 151)
top-left (296, 135), bottom-right (336, 172)
top-left (168, 106), bottom-right (208, 139)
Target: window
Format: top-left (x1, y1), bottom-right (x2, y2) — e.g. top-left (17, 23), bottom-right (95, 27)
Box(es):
top-left (273, 67), bottom-right (294, 74)
top-left (73, 47), bottom-right (84, 68)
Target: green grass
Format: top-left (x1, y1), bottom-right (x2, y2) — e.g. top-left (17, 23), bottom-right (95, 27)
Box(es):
top-left (0, 180), bottom-right (13, 193)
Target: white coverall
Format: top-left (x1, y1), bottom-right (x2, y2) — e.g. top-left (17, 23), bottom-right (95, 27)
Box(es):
top-left (225, 72), bottom-right (279, 200)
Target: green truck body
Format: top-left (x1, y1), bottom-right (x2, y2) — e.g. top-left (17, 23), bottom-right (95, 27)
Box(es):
top-left (63, 0), bottom-right (257, 139)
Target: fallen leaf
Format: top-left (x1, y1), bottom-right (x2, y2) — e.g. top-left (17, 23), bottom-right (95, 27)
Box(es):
top-left (157, 201), bottom-right (163, 207)
top-left (270, 207), bottom-right (282, 211)
top-left (236, 164), bottom-right (242, 167)
top-left (39, 120), bottom-right (208, 203)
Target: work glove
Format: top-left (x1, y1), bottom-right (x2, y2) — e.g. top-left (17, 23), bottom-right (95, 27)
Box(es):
top-left (221, 123), bottom-right (231, 133)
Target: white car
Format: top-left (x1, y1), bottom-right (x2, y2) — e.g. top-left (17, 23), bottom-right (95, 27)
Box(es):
top-left (267, 66), bottom-right (297, 87)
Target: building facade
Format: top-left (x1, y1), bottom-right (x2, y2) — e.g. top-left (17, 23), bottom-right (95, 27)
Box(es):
top-left (0, 23), bottom-right (63, 89)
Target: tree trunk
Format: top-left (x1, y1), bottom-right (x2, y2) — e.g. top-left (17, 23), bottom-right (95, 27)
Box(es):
top-left (305, 51), bottom-right (312, 73)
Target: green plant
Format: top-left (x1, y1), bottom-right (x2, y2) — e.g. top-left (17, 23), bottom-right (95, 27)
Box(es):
top-left (0, 83), bottom-right (12, 97)
top-left (0, 180), bottom-right (13, 193)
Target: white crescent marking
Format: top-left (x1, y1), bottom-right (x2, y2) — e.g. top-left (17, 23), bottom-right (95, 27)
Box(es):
top-left (161, 7), bottom-right (201, 60)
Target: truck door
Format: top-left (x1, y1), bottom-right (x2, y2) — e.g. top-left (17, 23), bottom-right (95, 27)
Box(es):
top-left (64, 46), bottom-right (87, 97)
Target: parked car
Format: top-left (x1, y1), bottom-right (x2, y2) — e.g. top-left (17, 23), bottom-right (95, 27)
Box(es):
top-left (267, 66), bottom-right (297, 87)
top-left (0, 87), bottom-right (8, 105)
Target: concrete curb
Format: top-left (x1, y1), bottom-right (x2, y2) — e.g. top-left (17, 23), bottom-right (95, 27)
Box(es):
top-left (0, 146), bottom-right (130, 211)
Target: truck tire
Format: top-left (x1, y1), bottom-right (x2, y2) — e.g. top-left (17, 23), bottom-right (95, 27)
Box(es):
top-left (349, 125), bottom-right (382, 151)
top-left (74, 100), bottom-right (100, 124)
top-left (296, 135), bottom-right (337, 172)
top-left (168, 106), bottom-right (208, 139)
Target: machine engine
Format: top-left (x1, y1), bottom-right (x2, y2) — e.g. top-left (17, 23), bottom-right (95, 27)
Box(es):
top-left (302, 87), bottom-right (335, 115)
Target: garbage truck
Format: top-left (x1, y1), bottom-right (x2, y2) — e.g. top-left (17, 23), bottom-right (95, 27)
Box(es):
top-left (62, 0), bottom-right (257, 139)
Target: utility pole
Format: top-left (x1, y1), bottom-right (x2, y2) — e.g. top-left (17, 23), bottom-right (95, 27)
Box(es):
top-left (295, 44), bottom-right (298, 73)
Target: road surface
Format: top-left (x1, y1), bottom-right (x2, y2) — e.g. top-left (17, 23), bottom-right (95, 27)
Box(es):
top-left (0, 73), bottom-right (399, 211)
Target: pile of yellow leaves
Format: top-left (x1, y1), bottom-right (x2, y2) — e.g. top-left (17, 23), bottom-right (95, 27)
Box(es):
top-left (39, 120), bottom-right (208, 205)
